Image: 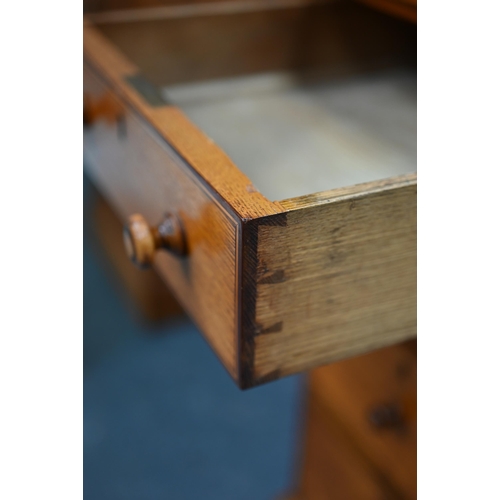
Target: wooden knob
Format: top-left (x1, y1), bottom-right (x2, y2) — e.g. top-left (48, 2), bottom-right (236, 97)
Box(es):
top-left (123, 213), bottom-right (186, 268)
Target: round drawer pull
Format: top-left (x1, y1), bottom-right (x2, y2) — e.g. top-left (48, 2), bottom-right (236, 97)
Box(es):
top-left (123, 213), bottom-right (187, 268)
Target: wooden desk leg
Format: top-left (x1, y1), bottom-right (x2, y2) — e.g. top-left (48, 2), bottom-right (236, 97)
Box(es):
top-left (85, 182), bottom-right (184, 323)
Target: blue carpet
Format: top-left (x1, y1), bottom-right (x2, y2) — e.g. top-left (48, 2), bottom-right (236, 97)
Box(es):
top-left (83, 179), bottom-right (304, 499)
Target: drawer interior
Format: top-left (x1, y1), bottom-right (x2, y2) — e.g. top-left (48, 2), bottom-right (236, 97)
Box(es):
top-left (92, 0), bottom-right (416, 201)
top-left (164, 69), bottom-right (415, 201)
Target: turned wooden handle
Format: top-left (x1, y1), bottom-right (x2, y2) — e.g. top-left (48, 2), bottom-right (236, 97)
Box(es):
top-left (123, 213), bottom-right (187, 268)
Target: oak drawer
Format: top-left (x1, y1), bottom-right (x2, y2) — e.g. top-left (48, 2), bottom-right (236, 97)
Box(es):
top-left (83, 1), bottom-right (416, 388)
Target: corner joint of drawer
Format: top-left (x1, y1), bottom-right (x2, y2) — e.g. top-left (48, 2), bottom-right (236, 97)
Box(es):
top-left (237, 213), bottom-right (288, 389)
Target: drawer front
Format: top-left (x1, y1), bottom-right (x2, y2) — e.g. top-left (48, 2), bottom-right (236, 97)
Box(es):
top-left (84, 62), bottom-right (240, 378)
top-left (297, 394), bottom-right (403, 500)
top-left (309, 341), bottom-right (417, 498)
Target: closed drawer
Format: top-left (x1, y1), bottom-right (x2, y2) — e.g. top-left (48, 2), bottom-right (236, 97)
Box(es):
top-left (83, 1), bottom-right (416, 388)
top-left (309, 341), bottom-right (417, 498)
top-left (297, 393), bottom-right (401, 500)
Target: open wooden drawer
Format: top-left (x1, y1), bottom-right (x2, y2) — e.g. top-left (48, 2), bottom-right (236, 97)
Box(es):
top-left (83, 0), bottom-right (416, 388)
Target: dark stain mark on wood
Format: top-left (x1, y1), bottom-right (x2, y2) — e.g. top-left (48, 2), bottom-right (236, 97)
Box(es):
top-left (328, 225), bottom-right (346, 263)
top-left (255, 321), bottom-right (283, 336)
top-left (256, 259), bottom-right (270, 278)
top-left (369, 402), bottom-right (406, 432)
top-left (328, 249), bottom-right (347, 264)
top-left (258, 269), bottom-right (286, 284)
top-left (396, 362), bottom-right (412, 380)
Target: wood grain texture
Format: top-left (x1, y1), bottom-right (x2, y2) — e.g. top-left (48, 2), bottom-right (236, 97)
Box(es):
top-left (240, 175), bottom-right (416, 386)
top-left (309, 340), bottom-right (417, 499)
top-left (84, 63), bottom-right (240, 378)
